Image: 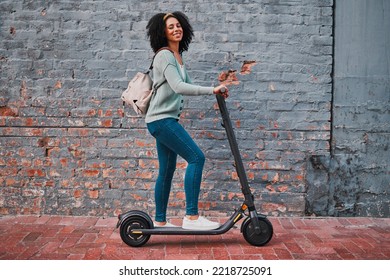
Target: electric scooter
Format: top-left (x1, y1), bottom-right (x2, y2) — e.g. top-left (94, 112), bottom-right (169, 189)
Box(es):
top-left (116, 92), bottom-right (273, 247)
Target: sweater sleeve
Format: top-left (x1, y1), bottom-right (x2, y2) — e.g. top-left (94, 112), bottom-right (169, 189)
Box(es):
top-left (157, 51), bottom-right (214, 96)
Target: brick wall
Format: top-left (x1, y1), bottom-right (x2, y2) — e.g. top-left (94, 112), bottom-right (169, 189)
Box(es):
top-left (0, 0), bottom-right (333, 217)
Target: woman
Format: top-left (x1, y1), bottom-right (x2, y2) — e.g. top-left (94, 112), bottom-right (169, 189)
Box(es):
top-left (145, 12), bottom-right (228, 230)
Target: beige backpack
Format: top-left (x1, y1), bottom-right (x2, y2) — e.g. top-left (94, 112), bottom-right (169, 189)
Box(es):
top-left (121, 48), bottom-right (173, 115)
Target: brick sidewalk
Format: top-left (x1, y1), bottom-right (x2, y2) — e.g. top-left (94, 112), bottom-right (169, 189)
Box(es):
top-left (0, 215), bottom-right (389, 260)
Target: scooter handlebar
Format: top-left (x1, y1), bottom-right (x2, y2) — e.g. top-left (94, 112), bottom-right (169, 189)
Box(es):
top-left (217, 86), bottom-right (228, 99)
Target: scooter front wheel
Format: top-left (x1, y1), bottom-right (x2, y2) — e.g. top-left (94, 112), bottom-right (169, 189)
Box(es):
top-left (119, 215), bottom-right (152, 247)
top-left (241, 216), bottom-right (273, 246)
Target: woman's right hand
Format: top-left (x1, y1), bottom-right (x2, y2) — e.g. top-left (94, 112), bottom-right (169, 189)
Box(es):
top-left (213, 85), bottom-right (229, 98)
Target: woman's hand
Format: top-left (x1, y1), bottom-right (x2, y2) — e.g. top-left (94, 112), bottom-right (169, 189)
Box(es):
top-left (213, 85), bottom-right (229, 98)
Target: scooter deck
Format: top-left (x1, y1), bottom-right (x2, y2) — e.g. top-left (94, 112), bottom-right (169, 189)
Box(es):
top-left (132, 222), bottom-right (237, 235)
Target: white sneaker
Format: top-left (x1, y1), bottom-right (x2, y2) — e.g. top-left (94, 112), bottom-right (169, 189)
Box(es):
top-left (182, 216), bottom-right (220, 230)
top-left (153, 221), bottom-right (178, 228)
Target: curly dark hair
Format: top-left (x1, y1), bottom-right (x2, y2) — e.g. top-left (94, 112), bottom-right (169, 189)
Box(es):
top-left (146, 11), bottom-right (194, 53)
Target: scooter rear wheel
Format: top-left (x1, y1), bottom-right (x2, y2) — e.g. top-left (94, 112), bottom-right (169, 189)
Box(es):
top-left (242, 217), bottom-right (273, 246)
top-left (119, 216), bottom-right (152, 247)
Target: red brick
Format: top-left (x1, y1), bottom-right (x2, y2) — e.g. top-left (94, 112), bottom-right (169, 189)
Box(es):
top-left (59, 226), bottom-right (76, 234)
top-left (139, 159), bottom-right (159, 169)
top-left (26, 169), bottom-right (46, 177)
top-left (102, 169), bottom-right (126, 178)
top-left (22, 232), bottom-right (42, 242)
top-left (67, 254), bottom-right (85, 260)
top-left (84, 247), bottom-right (104, 260)
top-left (134, 140), bottom-right (148, 147)
top-left (274, 248), bottom-right (294, 259)
top-left (41, 241), bottom-right (61, 254)
top-left (83, 170), bottom-right (100, 177)
top-left (341, 241), bottom-right (366, 254)
top-left (88, 190), bottom-right (99, 199)
top-left (25, 118), bottom-right (37, 126)
top-left (100, 119), bottom-right (113, 127)
top-left (134, 170), bottom-right (153, 179)
top-left (79, 233), bottom-right (98, 243)
top-left (0, 168), bottom-right (18, 176)
top-left (0, 106), bottom-right (18, 116)
top-left (74, 190), bottom-right (83, 198)
top-left (98, 109), bottom-right (113, 117)
top-left (284, 242), bottom-right (305, 254)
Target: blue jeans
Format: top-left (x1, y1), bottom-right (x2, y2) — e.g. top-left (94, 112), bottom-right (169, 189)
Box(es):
top-left (147, 118), bottom-right (205, 222)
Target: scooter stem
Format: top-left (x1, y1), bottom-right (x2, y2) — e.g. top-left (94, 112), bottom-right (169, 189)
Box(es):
top-left (216, 94), bottom-right (256, 208)
top-left (216, 94), bottom-right (262, 235)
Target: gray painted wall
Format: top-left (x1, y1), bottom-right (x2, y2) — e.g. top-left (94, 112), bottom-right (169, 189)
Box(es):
top-left (307, 0), bottom-right (390, 217)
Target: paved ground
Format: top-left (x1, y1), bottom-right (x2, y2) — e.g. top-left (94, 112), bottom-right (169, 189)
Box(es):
top-left (0, 215), bottom-right (389, 260)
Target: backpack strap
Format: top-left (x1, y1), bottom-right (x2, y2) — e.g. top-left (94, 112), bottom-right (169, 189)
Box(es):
top-left (148, 47), bottom-right (174, 70)
top-left (149, 47), bottom-right (174, 90)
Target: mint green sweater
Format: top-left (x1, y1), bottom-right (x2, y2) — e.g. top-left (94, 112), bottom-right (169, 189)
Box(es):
top-left (145, 50), bottom-right (214, 123)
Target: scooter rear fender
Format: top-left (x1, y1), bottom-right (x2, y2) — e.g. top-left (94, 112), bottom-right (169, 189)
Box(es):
top-left (116, 210), bottom-right (153, 229)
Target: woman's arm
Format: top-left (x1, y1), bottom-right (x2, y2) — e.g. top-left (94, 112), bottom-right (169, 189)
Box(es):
top-left (158, 51), bottom-right (214, 95)
top-left (164, 63), bottom-right (214, 95)
top-left (156, 50), bottom-right (228, 98)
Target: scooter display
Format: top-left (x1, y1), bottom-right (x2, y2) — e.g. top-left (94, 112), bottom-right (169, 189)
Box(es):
top-left (116, 92), bottom-right (273, 247)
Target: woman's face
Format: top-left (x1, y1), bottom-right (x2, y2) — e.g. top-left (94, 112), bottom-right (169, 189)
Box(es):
top-left (165, 17), bottom-right (183, 43)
